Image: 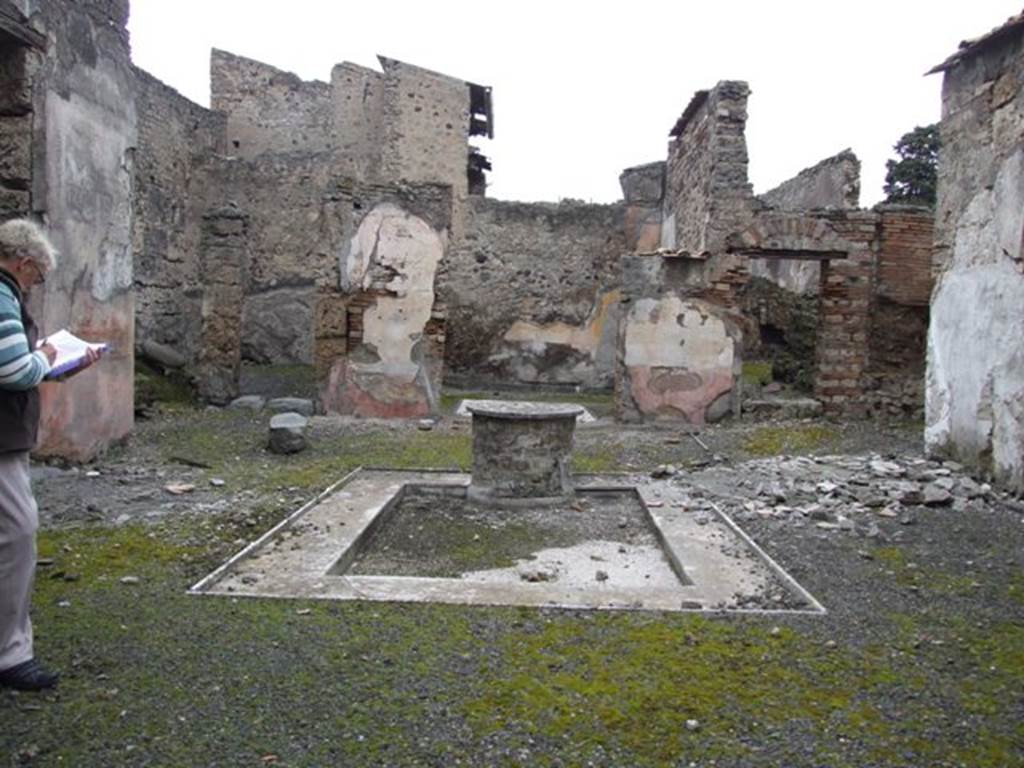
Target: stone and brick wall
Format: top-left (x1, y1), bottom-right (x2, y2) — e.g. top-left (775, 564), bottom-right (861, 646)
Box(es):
top-left (133, 67), bottom-right (226, 365)
top-left (377, 57), bottom-right (471, 197)
top-left (927, 16), bottom-right (1024, 490)
top-left (331, 62), bottom-right (386, 182)
top-left (619, 161), bottom-right (663, 252)
top-left (664, 81), bottom-right (755, 257)
top-left (442, 197), bottom-right (626, 390)
top-left (758, 149), bottom-right (861, 212)
top-left (318, 181), bottom-right (453, 417)
top-left (615, 253), bottom-right (743, 424)
top-left (196, 206), bottom-right (247, 404)
top-left (211, 153), bottom-right (338, 367)
top-left (211, 49), bottom-right (332, 159)
top-left (0, 36), bottom-right (33, 219)
top-left (751, 149), bottom-right (861, 295)
top-left (865, 205), bottom-right (933, 417)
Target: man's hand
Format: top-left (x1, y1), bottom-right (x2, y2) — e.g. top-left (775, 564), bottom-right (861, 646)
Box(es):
top-left (57, 346), bottom-right (103, 380)
top-left (38, 342), bottom-right (57, 365)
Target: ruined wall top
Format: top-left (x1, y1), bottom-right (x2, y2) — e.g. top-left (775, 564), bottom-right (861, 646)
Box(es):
top-left (759, 149), bottom-right (861, 211)
top-left (663, 80), bottom-right (754, 256)
top-left (619, 162), bottom-right (664, 205)
top-left (928, 10), bottom-right (1024, 77)
top-left (206, 48), bottom-right (487, 195)
top-left (211, 48), bottom-right (332, 159)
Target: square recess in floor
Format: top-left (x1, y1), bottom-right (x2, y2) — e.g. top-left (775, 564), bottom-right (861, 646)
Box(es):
top-left (191, 469), bottom-right (825, 613)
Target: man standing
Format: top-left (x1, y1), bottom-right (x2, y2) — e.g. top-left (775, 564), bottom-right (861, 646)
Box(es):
top-left (0, 218), bottom-right (94, 691)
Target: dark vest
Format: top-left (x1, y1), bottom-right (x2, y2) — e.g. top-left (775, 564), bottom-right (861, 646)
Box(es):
top-left (0, 269), bottom-right (41, 454)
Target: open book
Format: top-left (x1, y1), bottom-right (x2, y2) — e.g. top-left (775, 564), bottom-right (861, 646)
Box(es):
top-left (38, 329), bottom-right (109, 379)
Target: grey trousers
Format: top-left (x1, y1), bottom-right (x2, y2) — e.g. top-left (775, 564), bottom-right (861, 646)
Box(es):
top-left (0, 451), bottom-right (37, 671)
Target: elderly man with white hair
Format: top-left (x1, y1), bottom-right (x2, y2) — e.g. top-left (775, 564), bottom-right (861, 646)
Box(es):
top-left (0, 218), bottom-right (99, 691)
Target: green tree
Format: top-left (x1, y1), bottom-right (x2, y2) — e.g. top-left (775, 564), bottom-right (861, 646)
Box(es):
top-left (883, 124), bottom-right (940, 206)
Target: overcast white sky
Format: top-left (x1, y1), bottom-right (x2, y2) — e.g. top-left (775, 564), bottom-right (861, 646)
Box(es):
top-left (128, 1), bottom-right (1021, 205)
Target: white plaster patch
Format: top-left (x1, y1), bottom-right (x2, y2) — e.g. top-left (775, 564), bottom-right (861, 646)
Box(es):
top-left (503, 290), bottom-right (620, 357)
top-left (927, 260), bottom-right (1024, 490)
top-left (623, 296), bottom-right (733, 370)
top-left (46, 93), bottom-right (136, 304)
top-left (660, 212), bottom-right (677, 250)
top-left (461, 540), bottom-right (679, 591)
top-left (953, 149), bottom-right (1024, 269)
top-left (347, 204), bottom-right (445, 377)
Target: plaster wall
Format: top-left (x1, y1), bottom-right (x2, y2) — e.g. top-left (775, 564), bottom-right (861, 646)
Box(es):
top-left (27, 0), bottom-right (135, 460)
top-left (619, 295), bottom-right (737, 424)
top-left (927, 28), bottom-right (1024, 489)
top-left (323, 199), bottom-right (449, 417)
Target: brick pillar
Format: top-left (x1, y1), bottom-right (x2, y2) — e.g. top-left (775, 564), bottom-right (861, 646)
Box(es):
top-left (313, 286), bottom-right (347, 412)
top-left (815, 249), bottom-right (873, 416)
top-left (197, 205), bottom-right (247, 403)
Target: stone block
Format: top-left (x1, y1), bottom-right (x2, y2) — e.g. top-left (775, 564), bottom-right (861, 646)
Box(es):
top-left (269, 412), bottom-right (308, 454)
top-left (267, 397), bottom-right (315, 416)
top-left (229, 395), bottom-right (266, 410)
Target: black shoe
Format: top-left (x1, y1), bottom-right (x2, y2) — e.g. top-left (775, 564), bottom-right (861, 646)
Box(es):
top-left (0, 659), bottom-right (59, 691)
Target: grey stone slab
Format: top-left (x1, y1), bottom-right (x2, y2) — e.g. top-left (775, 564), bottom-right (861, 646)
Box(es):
top-left (267, 397), bottom-right (315, 416)
top-left (465, 399), bottom-right (584, 420)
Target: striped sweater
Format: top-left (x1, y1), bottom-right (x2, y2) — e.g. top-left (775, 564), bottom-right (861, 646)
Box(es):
top-left (0, 274), bottom-right (50, 390)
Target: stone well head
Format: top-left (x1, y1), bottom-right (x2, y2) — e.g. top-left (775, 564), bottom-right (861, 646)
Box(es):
top-left (464, 400), bottom-right (583, 504)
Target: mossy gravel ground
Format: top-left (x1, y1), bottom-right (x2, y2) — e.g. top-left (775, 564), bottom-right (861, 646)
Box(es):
top-left (3, 400), bottom-right (1021, 767)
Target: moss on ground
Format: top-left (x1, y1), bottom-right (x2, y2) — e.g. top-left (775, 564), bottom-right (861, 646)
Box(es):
top-left (149, 409), bottom-right (472, 493)
top-left (134, 359), bottom-right (195, 409)
top-left (742, 360), bottom-right (774, 387)
top-left (743, 424), bottom-right (838, 457)
top-left (12, 409), bottom-right (1018, 765)
top-left (571, 442), bottom-right (620, 473)
top-left (3, 517), bottom-right (1021, 767)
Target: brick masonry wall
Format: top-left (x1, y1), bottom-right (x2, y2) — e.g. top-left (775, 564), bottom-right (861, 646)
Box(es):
top-left (211, 49), bottom-right (332, 159)
top-left (876, 205), bottom-right (934, 306)
top-left (814, 213), bottom-right (877, 416)
top-left (441, 197), bottom-right (626, 390)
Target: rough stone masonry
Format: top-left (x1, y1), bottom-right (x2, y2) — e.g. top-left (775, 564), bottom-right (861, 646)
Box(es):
top-left (0, 0), bottom-right (975, 490)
